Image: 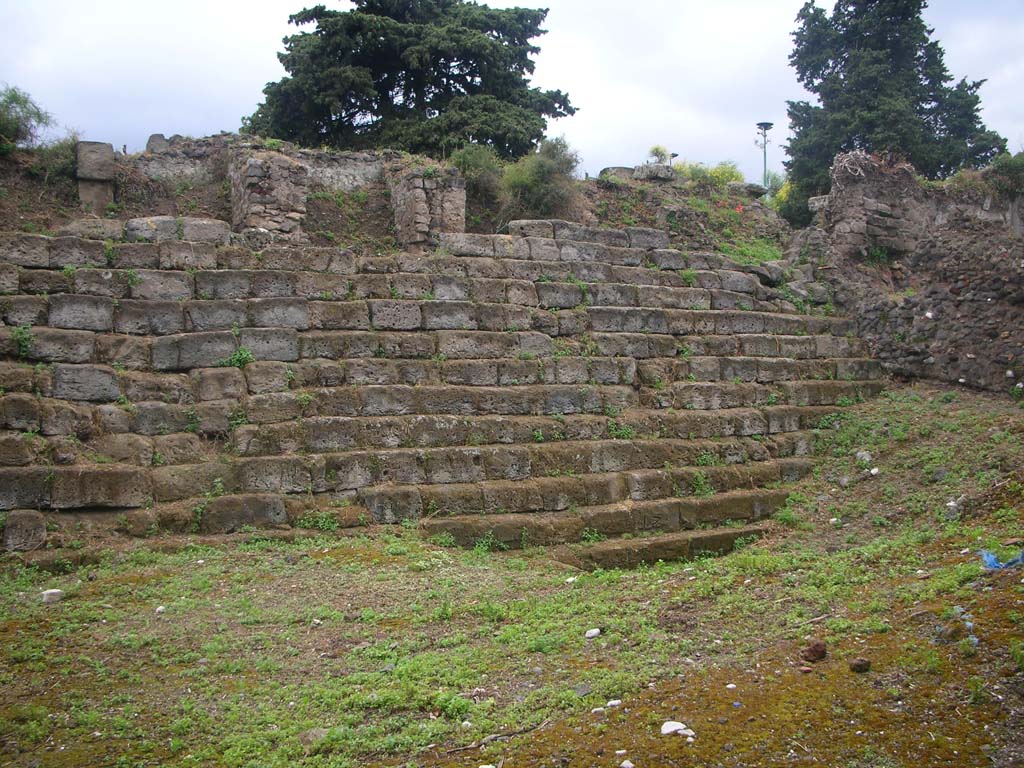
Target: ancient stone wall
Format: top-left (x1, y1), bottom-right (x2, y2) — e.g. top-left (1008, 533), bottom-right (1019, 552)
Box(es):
top-left (125, 135), bottom-right (464, 246)
top-left (783, 152), bottom-right (1023, 393)
top-left (385, 161), bottom-right (466, 249)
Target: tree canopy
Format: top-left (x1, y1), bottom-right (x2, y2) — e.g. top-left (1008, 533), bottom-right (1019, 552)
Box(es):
top-left (781, 0), bottom-right (1006, 225)
top-left (244, 1), bottom-right (574, 159)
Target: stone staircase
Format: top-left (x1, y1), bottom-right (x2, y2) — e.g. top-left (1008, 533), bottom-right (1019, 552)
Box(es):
top-left (0, 218), bottom-right (884, 566)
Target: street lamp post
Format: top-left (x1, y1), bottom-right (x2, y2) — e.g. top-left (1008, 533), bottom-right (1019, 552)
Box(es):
top-left (756, 122), bottom-right (773, 189)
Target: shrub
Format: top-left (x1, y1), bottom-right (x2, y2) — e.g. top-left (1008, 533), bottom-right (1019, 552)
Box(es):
top-left (499, 137), bottom-right (579, 224)
top-left (0, 85), bottom-right (53, 155)
top-left (648, 144), bottom-right (670, 164)
top-left (982, 151), bottom-right (1024, 199)
top-left (450, 143), bottom-right (504, 202)
top-left (672, 160), bottom-right (744, 194)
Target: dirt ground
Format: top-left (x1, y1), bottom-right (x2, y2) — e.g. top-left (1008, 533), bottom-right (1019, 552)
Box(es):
top-left (2, 383), bottom-right (1022, 767)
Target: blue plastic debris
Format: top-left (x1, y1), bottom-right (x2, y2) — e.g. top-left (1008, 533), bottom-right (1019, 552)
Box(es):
top-left (980, 550), bottom-right (1024, 569)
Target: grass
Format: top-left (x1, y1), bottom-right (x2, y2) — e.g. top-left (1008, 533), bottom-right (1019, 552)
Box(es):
top-left (1, 384), bottom-right (1022, 766)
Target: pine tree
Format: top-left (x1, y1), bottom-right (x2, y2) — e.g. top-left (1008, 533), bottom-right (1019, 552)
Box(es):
top-left (781, 0), bottom-right (1006, 225)
top-left (244, 1), bottom-right (574, 159)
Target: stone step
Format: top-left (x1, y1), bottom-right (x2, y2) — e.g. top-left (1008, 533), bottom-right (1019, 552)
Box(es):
top-left (380, 457), bottom-right (812, 521)
top-left (3, 234), bottom-right (788, 301)
top-left (419, 487), bottom-right (790, 548)
top-left (7, 267), bottom-right (776, 309)
top-left (641, 379), bottom-right (883, 410)
top-left (549, 523), bottom-right (770, 570)
top-left (229, 410), bottom-right (825, 456)
top-left (2, 325), bottom-right (861, 371)
top-left (3, 286), bottom-right (842, 339)
top-left (149, 435), bottom-right (778, 503)
top-left (0, 354), bottom-right (878, 411)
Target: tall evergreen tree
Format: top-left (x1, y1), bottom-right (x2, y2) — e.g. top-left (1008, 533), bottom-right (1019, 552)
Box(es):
top-left (781, 0), bottom-right (1006, 225)
top-left (245, 1), bottom-right (574, 159)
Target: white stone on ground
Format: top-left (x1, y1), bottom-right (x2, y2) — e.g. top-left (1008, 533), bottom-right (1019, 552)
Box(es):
top-left (41, 589), bottom-right (64, 604)
top-left (585, 628), bottom-right (601, 639)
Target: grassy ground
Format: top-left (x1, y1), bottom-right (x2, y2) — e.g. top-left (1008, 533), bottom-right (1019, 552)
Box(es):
top-left (2, 384), bottom-right (1022, 767)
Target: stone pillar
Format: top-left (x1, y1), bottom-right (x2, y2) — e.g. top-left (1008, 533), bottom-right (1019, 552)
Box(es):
top-left (76, 141), bottom-right (116, 215)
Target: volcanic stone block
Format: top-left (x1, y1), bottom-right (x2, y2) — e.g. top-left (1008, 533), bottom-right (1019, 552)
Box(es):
top-left (49, 294), bottom-right (113, 332)
top-left (3, 509), bottom-right (47, 551)
top-left (48, 237), bottom-right (105, 268)
top-left (179, 217), bottom-right (231, 245)
top-left (50, 466), bottom-right (151, 509)
top-left (52, 364), bottom-right (120, 402)
top-left (76, 141), bottom-right (115, 181)
top-left (129, 270), bottom-right (192, 301)
top-left (152, 332), bottom-right (237, 370)
top-left (0, 233), bottom-right (50, 267)
top-left (369, 300), bottom-right (422, 330)
top-left (159, 241), bottom-right (217, 270)
top-left (199, 494), bottom-right (287, 533)
top-left (192, 367), bottom-right (246, 401)
top-left (239, 328), bottom-right (299, 361)
top-left (125, 216), bottom-right (179, 243)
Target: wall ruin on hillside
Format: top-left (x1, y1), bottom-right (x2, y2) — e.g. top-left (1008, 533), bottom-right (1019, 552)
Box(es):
top-left (109, 134), bottom-right (464, 247)
top-left (784, 152), bottom-right (1023, 394)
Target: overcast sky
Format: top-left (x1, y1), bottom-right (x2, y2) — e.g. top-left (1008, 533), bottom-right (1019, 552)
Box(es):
top-left (3, 0), bottom-right (1022, 182)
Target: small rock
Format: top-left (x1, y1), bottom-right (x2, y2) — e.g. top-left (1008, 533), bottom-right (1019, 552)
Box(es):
top-left (837, 475), bottom-right (851, 488)
top-left (855, 450), bottom-right (872, 464)
top-left (41, 589), bottom-right (65, 604)
top-left (297, 728), bottom-right (329, 752)
top-left (615, 750), bottom-right (628, 756)
top-left (573, 682), bottom-right (593, 697)
top-left (661, 720), bottom-right (688, 735)
top-left (591, 707), bottom-right (605, 714)
top-left (585, 628), bottom-right (601, 639)
top-left (606, 699), bottom-right (622, 708)
top-left (565, 576), bottom-right (577, 584)
top-left (849, 657), bottom-right (871, 673)
top-left (725, 683), bottom-right (737, 690)
top-left (798, 665), bottom-right (813, 674)
top-left (869, 467), bottom-right (880, 476)
top-left (461, 720), bottom-right (472, 728)
top-left (620, 761), bottom-right (635, 768)
top-left (155, 605), bottom-right (166, 614)
top-left (800, 638), bottom-right (827, 663)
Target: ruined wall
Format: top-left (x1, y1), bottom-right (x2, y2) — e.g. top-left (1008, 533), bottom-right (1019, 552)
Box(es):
top-left (784, 152), bottom-right (1023, 393)
top-left (385, 161), bottom-right (466, 249)
top-left (127, 135), bottom-right (464, 246)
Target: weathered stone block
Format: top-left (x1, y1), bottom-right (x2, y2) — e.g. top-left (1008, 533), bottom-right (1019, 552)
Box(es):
top-left (125, 216), bottom-right (179, 243)
top-left (369, 300), bottom-right (422, 330)
top-left (0, 233), bottom-right (50, 267)
top-left (184, 300), bottom-right (247, 331)
top-left (159, 241), bottom-right (217, 270)
top-left (129, 270), bottom-right (192, 301)
top-left (93, 434), bottom-right (154, 466)
top-left (249, 298), bottom-right (309, 329)
top-left (199, 494), bottom-right (287, 533)
top-left (192, 367), bottom-right (246, 401)
top-left (152, 332), bottom-right (237, 370)
top-left (244, 362), bottom-right (291, 394)
top-left (626, 227), bottom-right (670, 250)
top-left (508, 220), bottom-right (554, 239)
top-left (114, 300), bottom-right (184, 335)
top-left (422, 301), bottom-right (476, 330)
top-left (48, 237), bottom-right (105, 268)
top-left (3, 509), bottom-right (47, 551)
top-left (50, 466), bottom-right (150, 509)
top-left (76, 141), bottom-right (115, 181)
top-left (52, 364), bottom-right (120, 402)
top-left (180, 217), bottom-right (231, 244)
top-left (107, 242), bottom-right (159, 269)
top-left (2, 296), bottom-right (48, 326)
top-left (49, 294), bottom-right (113, 332)
top-left (239, 328), bottom-right (299, 362)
